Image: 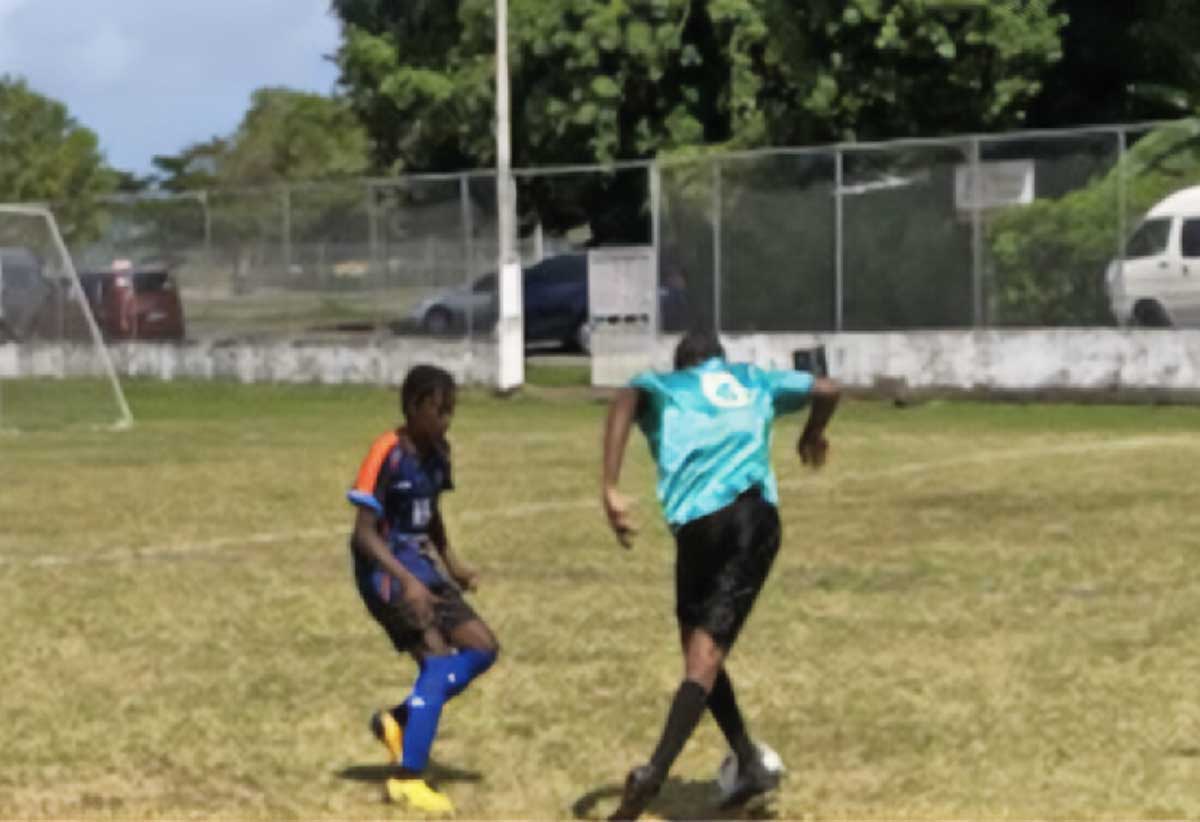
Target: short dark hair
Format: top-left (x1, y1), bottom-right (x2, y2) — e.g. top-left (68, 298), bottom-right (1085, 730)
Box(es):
top-left (401, 364), bottom-right (456, 416)
top-left (673, 328), bottom-right (725, 370)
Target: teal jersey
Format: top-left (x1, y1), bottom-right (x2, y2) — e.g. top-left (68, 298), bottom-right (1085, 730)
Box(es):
top-left (630, 357), bottom-right (815, 529)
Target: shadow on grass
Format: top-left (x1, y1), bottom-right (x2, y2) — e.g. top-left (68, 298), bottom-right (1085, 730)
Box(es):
top-left (570, 776), bottom-right (776, 821)
top-left (336, 759), bottom-right (483, 786)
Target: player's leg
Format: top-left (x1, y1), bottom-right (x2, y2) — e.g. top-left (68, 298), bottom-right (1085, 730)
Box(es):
top-left (609, 509), bottom-right (729, 821)
top-left (676, 625), bottom-right (758, 770)
top-left (387, 589), bottom-right (496, 812)
top-left (383, 625), bottom-right (458, 814)
top-left (702, 491), bottom-right (783, 809)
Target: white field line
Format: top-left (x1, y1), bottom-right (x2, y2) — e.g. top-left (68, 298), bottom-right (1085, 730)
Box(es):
top-left (2, 433), bottom-right (1197, 570)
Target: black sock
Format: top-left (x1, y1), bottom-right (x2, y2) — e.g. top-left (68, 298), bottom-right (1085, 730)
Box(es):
top-left (648, 680), bottom-right (709, 775)
top-left (708, 669), bottom-right (756, 766)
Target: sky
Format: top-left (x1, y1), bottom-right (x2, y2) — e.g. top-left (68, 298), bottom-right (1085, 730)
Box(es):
top-left (0, 0), bottom-right (342, 176)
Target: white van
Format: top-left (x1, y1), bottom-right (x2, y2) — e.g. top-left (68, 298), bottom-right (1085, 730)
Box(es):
top-left (1106, 185), bottom-right (1200, 327)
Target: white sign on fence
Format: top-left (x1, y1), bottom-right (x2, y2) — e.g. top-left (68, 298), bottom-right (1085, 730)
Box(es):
top-left (588, 246), bottom-right (658, 387)
top-left (954, 160), bottom-right (1035, 211)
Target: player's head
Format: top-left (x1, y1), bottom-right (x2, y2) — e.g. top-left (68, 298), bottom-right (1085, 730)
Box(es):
top-left (401, 364), bottom-right (457, 440)
top-left (674, 328), bottom-right (725, 370)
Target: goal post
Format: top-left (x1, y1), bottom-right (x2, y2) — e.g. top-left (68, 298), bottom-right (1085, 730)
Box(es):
top-left (0, 204), bottom-right (133, 432)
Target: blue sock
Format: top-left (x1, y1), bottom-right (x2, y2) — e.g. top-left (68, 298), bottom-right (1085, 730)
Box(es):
top-left (399, 650), bottom-right (496, 772)
top-left (444, 647), bottom-right (496, 699)
top-left (400, 656), bottom-right (453, 772)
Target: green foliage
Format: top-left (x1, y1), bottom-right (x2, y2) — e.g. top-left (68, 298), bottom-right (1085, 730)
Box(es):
top-left (0, 75), bottom-right (117, 244)
top-left (989, 122), bottom-right (1200, 325)
top-left (759, 0), bottom-right (1066, 145)
top-left (332, 1), bottom-right (1070, 244)
top-left (1028, 0), bottom-right (1200, 126)
top-left (134, 90), bottom-right (372, 279)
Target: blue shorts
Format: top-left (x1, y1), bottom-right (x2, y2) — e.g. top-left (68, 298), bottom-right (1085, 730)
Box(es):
top-left (353, 556), bottom-right (480, 653)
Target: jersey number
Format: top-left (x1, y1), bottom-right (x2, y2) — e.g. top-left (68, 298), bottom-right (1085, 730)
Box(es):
top-left (412, 498), bottom-right (432, 527)
top-left (701, 372), bottom-right (751, 408)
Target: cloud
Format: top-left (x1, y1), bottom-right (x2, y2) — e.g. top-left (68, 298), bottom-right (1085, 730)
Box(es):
top-left (0, 0), bottom-right (340, 173)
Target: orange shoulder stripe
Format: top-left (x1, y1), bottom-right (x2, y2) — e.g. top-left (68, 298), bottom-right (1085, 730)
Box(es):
top-left (353, 430), bottom-right (400, 495)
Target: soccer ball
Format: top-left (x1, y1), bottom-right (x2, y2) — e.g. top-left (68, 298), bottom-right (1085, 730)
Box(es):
top-left (715, 741), bottom-right (785, 801)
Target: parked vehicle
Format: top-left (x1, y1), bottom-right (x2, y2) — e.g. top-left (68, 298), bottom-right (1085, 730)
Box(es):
top-left (79, 261), bottom-right (186, 341)
top-left (1106, 185), bottom-right (1200, 327)
top-left (409, 253), bottom-right (591, 350)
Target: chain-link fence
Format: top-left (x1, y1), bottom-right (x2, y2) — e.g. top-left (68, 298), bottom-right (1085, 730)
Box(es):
top-left (66, 118), bottom-right (1200, 345)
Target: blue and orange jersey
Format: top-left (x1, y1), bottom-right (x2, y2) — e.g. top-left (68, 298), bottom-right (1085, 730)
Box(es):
top-left (347, 428), bottom-right (453, 587)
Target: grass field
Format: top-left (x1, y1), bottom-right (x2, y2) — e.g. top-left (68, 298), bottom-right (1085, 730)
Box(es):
top-left (3, 379), bottom-right (1200, 820)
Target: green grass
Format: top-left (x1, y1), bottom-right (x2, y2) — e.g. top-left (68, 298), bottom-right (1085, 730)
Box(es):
top-left (3, 381), bottom-right (1200, 820)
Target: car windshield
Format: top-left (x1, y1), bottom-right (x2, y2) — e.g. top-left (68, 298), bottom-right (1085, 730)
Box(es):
top-left (133, 271), bottom-right (171, 293)
top-left (1125, 217), bottom-right (1172, 259)
top-left (472, 274), bottom-right (496, 293)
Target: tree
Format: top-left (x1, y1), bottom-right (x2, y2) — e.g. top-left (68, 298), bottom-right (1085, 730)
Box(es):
top-left (219, 88), bottom-right (371, 184)
top-left (152, 138), bottom-right (228, 193)
top-left (1027, 0), bottom-right (1200, 127)
top-left (133, 89), bottom-right (373, 288)
top-left (0, 75), bottom-right (117, 243)
top-left (758, 0), bottom-right (1067, 145)
top-left (332, 1), bottom-right (1070, 243)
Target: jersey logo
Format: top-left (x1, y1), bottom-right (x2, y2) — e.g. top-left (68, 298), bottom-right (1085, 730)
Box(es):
top-left (701, 371), bottom-right (751, 408)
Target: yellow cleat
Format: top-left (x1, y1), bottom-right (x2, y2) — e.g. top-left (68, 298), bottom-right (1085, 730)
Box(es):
top-left (369, 709), bottom-right (404, 764)
top-left (384, 777), bottom-right (455, 815)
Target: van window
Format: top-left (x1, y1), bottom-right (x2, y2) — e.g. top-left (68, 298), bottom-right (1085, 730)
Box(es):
top-left (133, 271), bottom-right (171, 293)
top-left (1182, 219), bottom-right (1200, 258)
top-left (1125, 217), bottom-right (1172, 259)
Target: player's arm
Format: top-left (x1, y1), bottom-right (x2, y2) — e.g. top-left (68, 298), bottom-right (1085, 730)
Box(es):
top-left (797, 377), bottom-right (840, 468)
top-left (427, 508), bottom-right (478, 592)
top-left (601, 386), bottom-right (642, 548)
top-left (351, 507), bottom-right (439, 624)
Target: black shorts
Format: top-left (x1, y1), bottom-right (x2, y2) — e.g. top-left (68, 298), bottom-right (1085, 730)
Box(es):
top-left (355, 561), bottom-right (481, 653)
top-left (674, 487), bottom-right (781, 649)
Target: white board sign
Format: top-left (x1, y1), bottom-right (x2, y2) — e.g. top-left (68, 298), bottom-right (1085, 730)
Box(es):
top-left (955, 160), bottom-right (1035, 211)
top-left (588, 246), bottom-right (658, 387)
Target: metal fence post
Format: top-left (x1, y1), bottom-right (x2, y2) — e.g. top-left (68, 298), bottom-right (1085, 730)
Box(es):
top-left (970, 137), bottom-right (984, 327)
top-left (366, 180), bottom-right (380, 281)
top-left (1117, 127), bottom-right (1127, 278)
top-left (712, 157), bottom-right (722, 333)
top-left (835, 148), bottom-right (844, 332)
top-left (460, 173), bottom-right (474, 340)
top-left (650, 161), bottom-right (661, 335)
top-left (281, 184), bottom-right (292, 285)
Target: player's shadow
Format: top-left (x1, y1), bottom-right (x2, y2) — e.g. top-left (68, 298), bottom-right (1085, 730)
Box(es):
top-left (571, 776), bottom-right (776, 821)
top-left (336, 759), bottom-right (483, 786)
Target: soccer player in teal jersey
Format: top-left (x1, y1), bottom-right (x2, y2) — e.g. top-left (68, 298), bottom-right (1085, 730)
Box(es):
top-left (601, 329), bottom-right (840, 820)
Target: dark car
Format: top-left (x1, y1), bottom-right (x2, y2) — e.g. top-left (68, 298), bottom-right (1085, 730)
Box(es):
top-left (79, 262), bottom-right (186, 341)
top-left (409, 253), bottom-right (591, 350)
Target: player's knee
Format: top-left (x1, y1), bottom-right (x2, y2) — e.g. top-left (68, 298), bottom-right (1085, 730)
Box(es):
top-left (465, 645), bottom-right (498, 676)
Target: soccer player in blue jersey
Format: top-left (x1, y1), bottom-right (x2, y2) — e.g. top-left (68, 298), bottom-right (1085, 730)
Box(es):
top-left (347, 364), bottom-right (499, 815)
top-left (601, 329), bottom-right (840, 820)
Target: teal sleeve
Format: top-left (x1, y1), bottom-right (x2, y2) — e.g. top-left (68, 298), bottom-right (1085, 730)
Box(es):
top-left (766, 369), bottom-right (814, 414)
top-left (629, 371), bottom-right (657, 393)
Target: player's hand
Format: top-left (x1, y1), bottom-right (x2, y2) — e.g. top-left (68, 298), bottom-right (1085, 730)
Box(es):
top-left (603, 486), bottom-right (637, 549)
top-left (798, 432), bottom-right (829, 468)
top-left (402, 581), bottom-right (440, 628)
top-left (451, 562), bottom-right (480, 593)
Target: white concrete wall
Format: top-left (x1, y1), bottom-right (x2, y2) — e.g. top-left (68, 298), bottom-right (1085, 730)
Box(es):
top-left (598, 329), bottom-right (1200, 396)
top-left (0, 338), bottom-right (501, 387)
top-left (3, 330), bottom-right (1199, 397)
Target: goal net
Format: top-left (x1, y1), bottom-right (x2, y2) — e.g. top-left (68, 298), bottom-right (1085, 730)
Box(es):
top-left (0, 204), bottom-right (132, 432)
